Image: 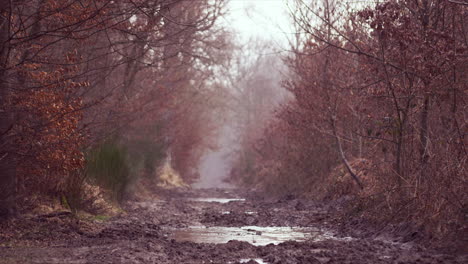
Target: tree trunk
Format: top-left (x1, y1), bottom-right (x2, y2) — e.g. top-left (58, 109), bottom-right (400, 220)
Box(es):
top-left (395, 125), bottom-right (403, 186)
top-left (0, 1), bottom-right (17, 219)
top-left (332, 119), bottom-right (363, 189)
top-left (419, 95), bottom-right (430, 185)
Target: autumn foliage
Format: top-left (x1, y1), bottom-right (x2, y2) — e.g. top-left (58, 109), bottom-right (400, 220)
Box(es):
top-left (0, 0), bottom-right (228, 216)
top-left (14, 60), bottom-right (86, 194)
top-left (231, 0), bottom-right (467, 237)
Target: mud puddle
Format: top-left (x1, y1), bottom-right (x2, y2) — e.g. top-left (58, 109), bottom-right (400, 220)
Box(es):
top-left (239, 258), bottom-right (268, 264)
top-left (167, 225), bottom-right (349, 246)
top-left (189, 198), bottom-right (246, 203)
top-left (175, 196), bottom-right (354, 246)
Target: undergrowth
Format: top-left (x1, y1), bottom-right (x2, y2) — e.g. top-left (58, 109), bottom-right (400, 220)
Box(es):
top-left (86, 139), bottom-right (131, 202)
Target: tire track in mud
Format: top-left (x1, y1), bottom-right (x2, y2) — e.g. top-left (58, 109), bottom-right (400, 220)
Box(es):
top-left (0, 188), bottom-right (465, 264)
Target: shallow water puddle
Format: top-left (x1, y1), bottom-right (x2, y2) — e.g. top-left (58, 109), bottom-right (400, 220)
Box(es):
top-left (239, 259), bottom-right (268, 264)
top-left (189, 198), bottom-right (246, 203)
top-left (168, 225), bottom-right (320, 246)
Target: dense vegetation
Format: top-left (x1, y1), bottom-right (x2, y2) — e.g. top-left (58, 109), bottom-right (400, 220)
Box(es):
top-left (0, 0), bottom-right (228, 216)
top-left (230, 0), bottom-right (467, 238)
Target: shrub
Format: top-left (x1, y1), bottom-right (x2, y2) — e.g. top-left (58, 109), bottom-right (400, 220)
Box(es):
top-left (86, 140), bottom-right (131, 202)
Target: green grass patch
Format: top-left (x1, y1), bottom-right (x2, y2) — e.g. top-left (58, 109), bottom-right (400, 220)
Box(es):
top-left (86, 139), bottom-right (130, 202)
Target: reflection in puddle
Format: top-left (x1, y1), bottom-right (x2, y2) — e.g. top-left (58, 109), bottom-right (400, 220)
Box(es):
top-left (169, 226), bottom-right (321, 246)
top-left (189, 198), bottom-right (246, 203)
top-left (240, 259), bottom-right (268, 264)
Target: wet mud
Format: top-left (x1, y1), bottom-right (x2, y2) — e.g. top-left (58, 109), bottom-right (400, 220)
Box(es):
top-left (0, 188), bottom-right (466, 264)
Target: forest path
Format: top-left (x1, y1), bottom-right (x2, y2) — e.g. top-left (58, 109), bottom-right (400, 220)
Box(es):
top-left (0, 188), bottom-right (465, 264)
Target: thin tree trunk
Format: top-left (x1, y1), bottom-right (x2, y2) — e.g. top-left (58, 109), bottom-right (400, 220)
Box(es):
top-left (0, 1), bottom-right (16, 218)
top-left (332, 118), bottom-right (363, 189)
top-left (323, 0), bottom-right (362, 190)
top-left (419, 95), bottom-right (430, 185)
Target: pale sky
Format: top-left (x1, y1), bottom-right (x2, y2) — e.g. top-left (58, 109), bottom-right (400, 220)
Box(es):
top-left (224, 0), bottom-right (292, 47)
top-left (195, 0), bottom-right (293, 188)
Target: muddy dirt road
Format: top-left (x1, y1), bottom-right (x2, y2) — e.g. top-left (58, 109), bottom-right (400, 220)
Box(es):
top-left (0, 188), bottom-right (465, 263)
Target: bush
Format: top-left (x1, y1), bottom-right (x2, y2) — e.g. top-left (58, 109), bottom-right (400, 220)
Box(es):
top-left (86, 140), bottom-right (131, 202)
